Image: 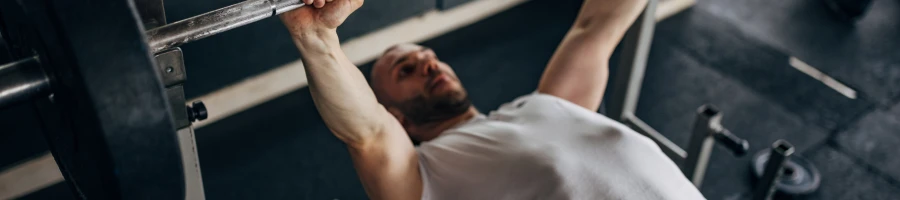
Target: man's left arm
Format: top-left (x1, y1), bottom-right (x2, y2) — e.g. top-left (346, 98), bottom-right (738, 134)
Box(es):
top-left (537, 0), bottom-right (648, 111)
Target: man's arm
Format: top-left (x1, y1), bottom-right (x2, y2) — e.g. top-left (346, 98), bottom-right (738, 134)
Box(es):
top-left (280, 1), bottom-right (421, 199)
top-left (537, 0), bottom-right (648, 111)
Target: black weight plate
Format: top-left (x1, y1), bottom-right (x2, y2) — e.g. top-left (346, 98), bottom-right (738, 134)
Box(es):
top-left (752, 150), bottom-right (822, 195)
top-left (0, 30), bottom-right (11, 63)
top-left (1, 0), bottom-right (186, 199)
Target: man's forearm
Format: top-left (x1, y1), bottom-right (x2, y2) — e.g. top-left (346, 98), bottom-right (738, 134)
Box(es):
top-left (291, 28), bottom-right (389, 146)
top-left (571, 0), bottom-right (648, 58)
top-left (291, 28), bottom-right (422, 200)
top-left (536, 0), bottom-right (646, 110)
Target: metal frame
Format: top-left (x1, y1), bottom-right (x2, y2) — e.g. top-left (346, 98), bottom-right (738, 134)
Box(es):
top-left (609, 0), bottom-right (748, 188)
top-left (139, 0), bottom-right (207, 198)
top-left (175, 127), bottom-right (206, 200)
top-left (682, 105), bottom-right (748, 187)
top-left (753, 140), bottom-right (794, 200)
top-left (607, 0), bottom-right (657, 122)
top-left (0, 0), bottom-right (310, 110)
top-left (134, 0), bottom-right (167, 29)
top-left (153, 47), bottom-right (207, 199)
top-left (0, 0), bottom-right (309, 198)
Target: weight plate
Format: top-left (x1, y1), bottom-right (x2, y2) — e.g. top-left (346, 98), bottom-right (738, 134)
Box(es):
top-left (752, 150), bottom-right (821, 195)
top-left (0, 30), bottom-right (11, 63)
top-left (2, 0), bottom-right (186, 198)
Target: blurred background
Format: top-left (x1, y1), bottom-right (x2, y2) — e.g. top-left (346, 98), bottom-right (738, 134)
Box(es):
top-left (2, 0), bottom-right (899, 199)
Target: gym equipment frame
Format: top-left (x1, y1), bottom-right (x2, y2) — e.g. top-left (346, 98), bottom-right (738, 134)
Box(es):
top-left (606, 0), bottom-right (750, 188)
top-left (0, 0), bottom-right (310, 199)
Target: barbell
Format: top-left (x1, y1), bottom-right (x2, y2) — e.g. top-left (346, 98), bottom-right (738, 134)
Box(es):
top-left (146, 0), bottom-right (306, 53)
top-left (0, 0), bottom-right (308, 108)
top-left (0, 0), bottom-right (308, 199)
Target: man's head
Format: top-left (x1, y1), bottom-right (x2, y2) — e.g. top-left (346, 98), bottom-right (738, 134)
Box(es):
top-left (370, 43), bottom-right (472, 132)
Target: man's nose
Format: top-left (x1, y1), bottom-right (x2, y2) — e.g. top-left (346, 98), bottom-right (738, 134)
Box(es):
top-left (418, 58), bottom-right (440, 77)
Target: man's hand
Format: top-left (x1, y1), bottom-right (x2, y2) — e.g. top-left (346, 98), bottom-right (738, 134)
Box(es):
top-left (280, 0), bottom-right (363, 35)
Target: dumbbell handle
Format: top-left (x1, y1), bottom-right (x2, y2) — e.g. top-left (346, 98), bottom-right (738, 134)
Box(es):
top-left (714, 129), bottom-right (749, 156)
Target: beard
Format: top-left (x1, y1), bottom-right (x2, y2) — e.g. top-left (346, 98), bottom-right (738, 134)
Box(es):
top-left (395, 89), bottom-right (472, 126)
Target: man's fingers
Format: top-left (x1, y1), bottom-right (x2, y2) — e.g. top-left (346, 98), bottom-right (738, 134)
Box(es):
top-left (303, 0), bottom-right (313, 5)
top-left (326, 0), bottom-right (334, 2)
top-left (314, 0), bottom-right (326, 8)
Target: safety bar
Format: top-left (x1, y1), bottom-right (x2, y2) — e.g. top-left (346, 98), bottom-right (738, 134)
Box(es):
top-left (623, 104), bottom-right (749, 188)
top-left (623, 114), bottom-right (688, 160)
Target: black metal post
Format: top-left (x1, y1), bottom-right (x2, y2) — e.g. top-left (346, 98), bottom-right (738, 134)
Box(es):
top-left (683, 105), bottom-right (720, 187)
top-left (754, 140), bottom-right (795, 200)
top-left (606, 0), bottom-right (657, 121)
top-left (683, 105), bottom-right (749, 187)
top-left (134, 0), bottom-right (167, 29)
top-left (140, 0), bottom-right (208, 197)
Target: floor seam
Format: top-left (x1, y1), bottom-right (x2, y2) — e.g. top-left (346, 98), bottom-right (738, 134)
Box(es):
top-left (826, 142), bottom-right (900, 189)
top-left (822, 102), bottom-right (878, 140)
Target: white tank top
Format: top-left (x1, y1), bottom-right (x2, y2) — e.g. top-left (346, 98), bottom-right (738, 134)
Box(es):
top-left (416, 93), bottom-right (705, 200)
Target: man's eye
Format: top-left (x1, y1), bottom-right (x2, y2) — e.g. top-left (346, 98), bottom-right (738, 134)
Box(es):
top-left (399, 66), bottom-right (414, 76)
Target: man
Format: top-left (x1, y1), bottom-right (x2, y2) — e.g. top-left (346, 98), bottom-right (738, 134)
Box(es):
top-left (280, 0), bottom-right (705, 199)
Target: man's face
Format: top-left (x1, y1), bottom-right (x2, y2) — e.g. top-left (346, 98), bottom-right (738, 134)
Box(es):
top-left (371, 44), bottom-right (471, 125)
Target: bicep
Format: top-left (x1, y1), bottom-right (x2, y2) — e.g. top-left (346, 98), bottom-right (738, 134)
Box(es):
top-left (347, 114), bottom-right (422, 200)
top-left (537, 29), bottom-right (614, 111)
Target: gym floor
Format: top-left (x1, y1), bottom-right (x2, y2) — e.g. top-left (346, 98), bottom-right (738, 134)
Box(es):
top-left (8, 0), bottom-right (900, 199)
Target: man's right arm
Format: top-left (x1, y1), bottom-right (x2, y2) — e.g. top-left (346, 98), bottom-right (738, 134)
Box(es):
top-left (280, 1), bottom-right (421, 199)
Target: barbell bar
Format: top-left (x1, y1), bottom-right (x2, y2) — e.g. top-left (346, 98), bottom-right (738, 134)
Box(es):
top-left (0, 0), bottom-right (308, 109)
top-left (146, 0), bottom-right (307, 53)
top-left (0, 56), bottom-right (50, 108)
